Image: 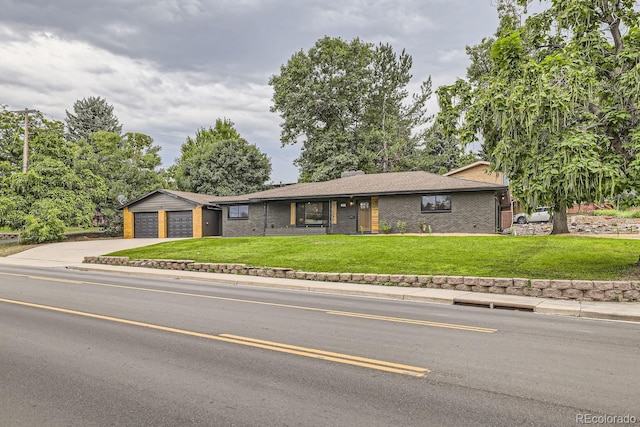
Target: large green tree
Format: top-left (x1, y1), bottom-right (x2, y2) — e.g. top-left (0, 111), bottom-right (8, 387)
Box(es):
top-left (78, 130), bottom-right (166, 229)
top-left (65, 96), bottom-right (122, 142)
top-left (0, 108), bottom-right (106, 238)
top-left (269, 36), bottom-right (432, 182)
top-left (437, 0), bottom-right (640, 234)
top-left (174, 119), bottom-right (271, 196)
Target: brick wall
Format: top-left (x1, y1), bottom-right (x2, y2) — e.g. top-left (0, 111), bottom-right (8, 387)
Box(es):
top-left (222, 203), bottom-right (265, 237)
top-left (379, 192), bottom-right (497, 234)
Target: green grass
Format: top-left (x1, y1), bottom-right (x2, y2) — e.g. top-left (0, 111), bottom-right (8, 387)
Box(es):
top-left (592, 209), bottom-right (640, 218)
top-left (106, 235), bottom-right (640, 281)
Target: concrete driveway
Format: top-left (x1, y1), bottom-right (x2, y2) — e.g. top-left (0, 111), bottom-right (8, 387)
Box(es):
top-left (0, 238), bottom-right (180, 268)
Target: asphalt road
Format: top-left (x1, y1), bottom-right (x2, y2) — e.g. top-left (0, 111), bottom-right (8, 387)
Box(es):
top-left (1, 265), bottom-right (639, 427)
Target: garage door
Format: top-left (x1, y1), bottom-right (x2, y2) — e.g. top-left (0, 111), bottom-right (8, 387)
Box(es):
top-left (134, 212), bottom-right (158, 238)
top-left (167, 211), bottom-right (193, 238)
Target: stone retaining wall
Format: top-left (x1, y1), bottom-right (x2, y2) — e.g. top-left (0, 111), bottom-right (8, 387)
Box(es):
top-left (0, 233), bottom-right (19, 240)
top-left (83, 256), bottom-right (640, 302)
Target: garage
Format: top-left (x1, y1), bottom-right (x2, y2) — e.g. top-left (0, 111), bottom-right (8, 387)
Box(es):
top-left (167, 211), bottom-right (193, 238)
top-left (121, 190), bottom-right (222, 239)
top-left (134, 212), bottom-right (158, 238)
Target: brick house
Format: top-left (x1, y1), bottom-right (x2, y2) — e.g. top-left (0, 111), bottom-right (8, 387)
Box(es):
top-left (121, 171), bottom-right (509, 238)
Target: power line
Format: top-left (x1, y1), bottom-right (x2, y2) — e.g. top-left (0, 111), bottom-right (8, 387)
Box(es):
top-left (11, 108), bottom-right (38, 173)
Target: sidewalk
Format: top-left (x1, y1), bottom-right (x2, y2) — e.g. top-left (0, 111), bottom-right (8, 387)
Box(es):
top-left (1, 239), bottom-right (639, 323)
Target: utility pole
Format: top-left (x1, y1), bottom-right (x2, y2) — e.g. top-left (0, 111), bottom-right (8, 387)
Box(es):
top-left (12, 108), bottom-right (38, 173)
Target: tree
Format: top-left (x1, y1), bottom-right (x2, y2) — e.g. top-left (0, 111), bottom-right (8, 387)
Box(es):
top-left (0, 110), bottom-right (107, 240)
top-left (269, 36), bottom-right (431, 182)
top-left (65, 96), bottom-right (122, 141)
top-left (78, 130), bottom-right (166, 231)
top-left (437, 0), bottom-right (640, 234)
top-left (415, 123), bottom-right (478, 175)
top-left (174, 119), bottom-right (271, 196)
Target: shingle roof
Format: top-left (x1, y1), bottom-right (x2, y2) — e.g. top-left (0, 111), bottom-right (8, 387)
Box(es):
top-left (119, 189), bottom-right (221, 208)
top-left (213, 171), bottom-right (507, 204)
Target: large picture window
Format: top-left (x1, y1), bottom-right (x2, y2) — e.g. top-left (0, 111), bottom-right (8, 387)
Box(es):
top-left (296, 201), bottom-right (329, 226)
top-left (228, 204), bottom-right (249, 219)
top-left (421, 194), bottom-right (451, 212)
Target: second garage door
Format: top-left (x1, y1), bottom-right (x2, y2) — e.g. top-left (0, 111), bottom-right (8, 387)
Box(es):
top-left (167, 211), bottom-right (193, 238)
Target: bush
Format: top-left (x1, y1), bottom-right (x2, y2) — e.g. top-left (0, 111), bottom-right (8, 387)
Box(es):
top-left (379, 219), bottom-right (392, 234)
top-left (20, 214), bottom-right (66, 244)
top-left (396, 221), bottom-right (407, 234)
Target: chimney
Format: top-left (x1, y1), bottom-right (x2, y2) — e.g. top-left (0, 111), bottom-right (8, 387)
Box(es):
top-left (340, 170), bottom-right (365, 178)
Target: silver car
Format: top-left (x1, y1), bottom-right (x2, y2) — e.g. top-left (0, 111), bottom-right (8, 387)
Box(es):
top-left (513, 207), bottom-right (552, 224)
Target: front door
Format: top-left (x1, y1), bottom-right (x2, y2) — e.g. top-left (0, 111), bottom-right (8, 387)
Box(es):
top-left (357, 199), bottom-right (371, 233)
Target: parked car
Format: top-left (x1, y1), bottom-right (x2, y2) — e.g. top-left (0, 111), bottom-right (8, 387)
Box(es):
top-left (513, 207), bottom-right (552, 224)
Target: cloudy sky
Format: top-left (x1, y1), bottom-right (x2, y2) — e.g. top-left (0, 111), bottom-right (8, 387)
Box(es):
top-left (0, 0), bottom-right (502, 183)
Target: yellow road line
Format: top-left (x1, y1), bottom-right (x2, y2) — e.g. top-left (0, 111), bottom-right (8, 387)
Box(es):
top-left (0, 271), bottom-right (497, 334)
top-left (0, 297), bottom-right (429, 377)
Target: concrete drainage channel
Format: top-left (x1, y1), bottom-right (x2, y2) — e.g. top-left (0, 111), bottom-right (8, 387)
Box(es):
top-left (453, 298), bottom-right (536, 312)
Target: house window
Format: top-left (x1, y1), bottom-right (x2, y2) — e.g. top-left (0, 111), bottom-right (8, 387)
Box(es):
top-left (421, 194), bottom-right (451, 212)
top-left (228, 204), bottom-right (249, 219)
top-left (296, 201), bottom-right (329, 226)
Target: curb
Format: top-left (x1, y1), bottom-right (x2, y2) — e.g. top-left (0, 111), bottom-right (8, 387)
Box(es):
top-left (68, 264), bottom-right (640, 323)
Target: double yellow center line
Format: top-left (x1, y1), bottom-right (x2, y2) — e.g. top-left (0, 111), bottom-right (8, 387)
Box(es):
top-left (0, 297), bottom-right (429, 377)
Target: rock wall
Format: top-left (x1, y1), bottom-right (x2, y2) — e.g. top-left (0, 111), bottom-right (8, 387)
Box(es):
top-left (83, 256), bottom-right (640, 302)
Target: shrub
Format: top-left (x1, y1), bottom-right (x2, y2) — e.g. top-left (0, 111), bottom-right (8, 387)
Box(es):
top-left (20, 214), bottom-right (66, 244)
top-left (396, 221), bottom-right (407, 234)
top-left (379, 219), bottom-right (392, 234)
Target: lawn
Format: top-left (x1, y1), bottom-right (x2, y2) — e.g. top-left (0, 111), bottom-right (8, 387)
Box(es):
top-left (106, 235), bottom-right (640, 281)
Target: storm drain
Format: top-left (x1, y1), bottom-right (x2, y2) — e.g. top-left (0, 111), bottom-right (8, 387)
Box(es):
top-left (453, 299), bottom-right (535, 312)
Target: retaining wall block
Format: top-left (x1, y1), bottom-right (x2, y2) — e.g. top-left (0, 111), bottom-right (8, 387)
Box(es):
top-left (295, 271), bottom-right (307, 279)
top-left (532, 279), bottom-right (551, 289)
top-left (584, 290), bottom-right (605, 301)
top-left (463, 277), bottom-right (479, 286)
top-left (432, 276), bottom-right (447, 285)
top-left (305, 272), bottom-right (317, 280)
top-left (285, 270), bottom-right (296, 279)
top-left (613, 281), bottom-right (632, 291)
top-left (513, 278), bottom-right (530, 288)
top-left (417, 275), bottom-right (432, 285)
top-left (376, 274), bottom-right (390, 283)
top-left (594, 281), bottom-right (614, 291)
top-left (363, 274), bottom-right (377, 283)
top-left (350, 273), bottom-right (364, 283)
top-left (447, 276), bottom-right (464, 285)
top-left (404, 275), bottom-right (418, 284)
top-left (440, 283), bottom-right (455, 290)
top-left (623, 290), bottom-right (639, 301)
top-left (471, 285), bottom-right (489, 293)
top-left (562, 289), bottom-right (584, 299)
top-left (523, 288), bottom-right (542, 297)
top-left (326, 273), bottom-right (340, 282)
top-left (542, 288), bottom-right (563, 298)
top-left (550, 280), bottom-right (572, 290)
top-left (504, 287), bottom-right (523, 296)
top-left (478, 277), bottom-right (494, 287)
top-left (390, 275), bottom-right (404, 283)
top-left (316, 273), bottom-right (328, 281)
top-left (455, 284), bottom-right (472, 291)
top-left (339, 273), bottom-right (352, 282)
top-left (604, 290), bottom-right (623, 301)
top-left (572, 280), bottom-right (594, 291)
top-left (494, 278), bottom-right (514, 287)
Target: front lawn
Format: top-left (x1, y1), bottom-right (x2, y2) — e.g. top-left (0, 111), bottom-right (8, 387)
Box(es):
top-left (106, 235), bottom-right (640, 281)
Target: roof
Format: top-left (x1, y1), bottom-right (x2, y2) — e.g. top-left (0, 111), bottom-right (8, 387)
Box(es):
top-left (119, 189), bottom-right (221, 209)
top-left (443, 161), bottom-right (491, 177)
top-left (214, 171), bottom-right (507, 204)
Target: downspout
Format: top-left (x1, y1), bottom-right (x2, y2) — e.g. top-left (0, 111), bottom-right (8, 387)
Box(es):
top-left (263, 202), bottom-right (268, 236)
